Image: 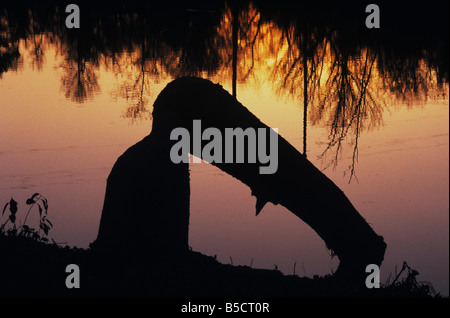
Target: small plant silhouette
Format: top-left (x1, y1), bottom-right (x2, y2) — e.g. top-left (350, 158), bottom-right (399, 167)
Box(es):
top-left (1, 193), bottom-right (53, 242)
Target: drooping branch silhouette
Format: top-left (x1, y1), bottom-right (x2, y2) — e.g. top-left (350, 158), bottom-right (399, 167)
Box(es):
top-left (270, 21), bottom-right (386, 181)
top-left (0, 7), bottom-right (23, 78)
top-left (59, 30), bottom-right (101, 103)
top-left (317, 45), bottom-right (383, 182)
top-left (114, 38), bottom-right (155, 123)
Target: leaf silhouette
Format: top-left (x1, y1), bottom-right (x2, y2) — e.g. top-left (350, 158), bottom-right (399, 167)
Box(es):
top-left (42, 198), bottom-right (48, 211)
top-left (2, 202), bottom-right (9, 216)
top-left (40, 223), bottom-right (49, 235)
top-left (27, 193), bottom-right (41, 205)
top-left (45, 219), bottom-right (53, 228)
top-left (38, 204), bottom-right (43, 217)
top-left (9, 214), bottom-right (16, 223)
top-left (9, 198), bottom-right (18, 215)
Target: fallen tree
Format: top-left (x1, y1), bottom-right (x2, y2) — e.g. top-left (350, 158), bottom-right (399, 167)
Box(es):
top-left (94, 76), bottom-right (387, 283)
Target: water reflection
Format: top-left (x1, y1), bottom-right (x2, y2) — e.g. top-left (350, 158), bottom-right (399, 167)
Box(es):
top-left (0, 7), bottom-right (23, 78)
top-left (60, 58), bottom-right (100, 104)
top-left (0, 1), bottom-right (448, 172)
top-left (26, 9), bottom-right (46, 71)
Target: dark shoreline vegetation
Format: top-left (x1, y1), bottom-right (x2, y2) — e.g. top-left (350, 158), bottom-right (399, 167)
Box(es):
top-left (0, 195), bottom-right (441, 298)
top-left (0, 233), bottom-right (440, 298)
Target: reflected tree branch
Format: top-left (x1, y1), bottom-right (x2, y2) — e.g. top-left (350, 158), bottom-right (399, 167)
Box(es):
top-left (1, 2), bottom-right (447, 176)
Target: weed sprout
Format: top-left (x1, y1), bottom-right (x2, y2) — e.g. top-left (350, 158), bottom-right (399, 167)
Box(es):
top-left (1, 193), bottom-right (53, 242)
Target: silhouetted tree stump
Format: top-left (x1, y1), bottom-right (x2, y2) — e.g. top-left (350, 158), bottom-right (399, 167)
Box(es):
top-left (94, 132), bottom-right (190, 256)
top-left (94, 77), bottom-right (386, 282)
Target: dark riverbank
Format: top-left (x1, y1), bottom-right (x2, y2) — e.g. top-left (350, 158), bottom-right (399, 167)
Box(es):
top-left (0, 234), bottom-right (439, 299)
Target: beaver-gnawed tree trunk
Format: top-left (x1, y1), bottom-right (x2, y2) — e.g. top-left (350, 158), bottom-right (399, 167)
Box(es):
top-left (94, 76), bottom-right (386, 280)
top-left (94, 131), bottom-right (190, 256)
